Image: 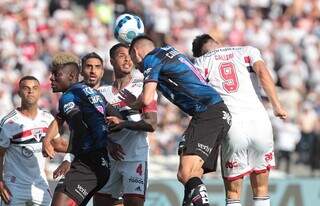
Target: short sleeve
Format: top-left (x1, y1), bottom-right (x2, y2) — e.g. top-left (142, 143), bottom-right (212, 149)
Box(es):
top-left (59, 93), bottom-right (80, 120)
top-left (143, 55), bottom-right (162, 83)
top-left (0, 122), bottom-right (11, 148)
top-left (194, 57), bottom-right (208, 79)
top-left (246, 46), bottom-right (264, 65)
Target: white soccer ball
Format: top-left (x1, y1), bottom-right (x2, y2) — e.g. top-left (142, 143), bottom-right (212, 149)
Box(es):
top-left (114, 13), bottom-right (145, 44)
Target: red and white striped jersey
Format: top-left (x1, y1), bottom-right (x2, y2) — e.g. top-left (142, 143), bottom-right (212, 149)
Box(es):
top-left (99, 79), bottom-right (157, 161)
top-left (194, 46), bottom-right (266, 115)
top-left (0, 109), bottom-right (54, 186)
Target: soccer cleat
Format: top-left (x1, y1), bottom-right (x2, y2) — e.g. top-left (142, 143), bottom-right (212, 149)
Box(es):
top-left (182, 184), bottom-right (210, 206)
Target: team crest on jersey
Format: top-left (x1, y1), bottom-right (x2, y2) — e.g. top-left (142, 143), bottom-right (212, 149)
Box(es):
top-left (96, 106), bottom-right (105, 114)
top-left (32, 128), bottom-right (45, 142)
top-left (64, 102), bottom-right (75, 114)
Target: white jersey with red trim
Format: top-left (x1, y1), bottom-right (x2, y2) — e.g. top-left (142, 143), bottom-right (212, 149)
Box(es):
top-left (98, 79), bottom-right (157, 161)
top-left (0, 109), bottom-right (54, 187)
top-left (194, 46), bottom-right (266, 116)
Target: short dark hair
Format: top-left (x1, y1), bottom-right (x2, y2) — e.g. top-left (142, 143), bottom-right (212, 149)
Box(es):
top-left (81, 52), bottom-right (104, 68)
top-left (19, 76), bottom-right (40, 86)
top-left (109, 43), bottom-right (129, 59)
top-left (129, 35), bottom-right (155, 54)
top-left (192, 34), bottom-right (217, 57)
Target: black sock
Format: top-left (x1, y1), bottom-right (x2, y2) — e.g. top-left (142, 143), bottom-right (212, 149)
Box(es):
top-left (183, 177), bottom-right (210, 206)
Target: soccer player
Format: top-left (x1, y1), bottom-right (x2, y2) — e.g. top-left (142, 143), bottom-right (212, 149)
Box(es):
top-left (42, 52), bottom-right (121, 206)
top-left (192, 34), bottom-right (288, 206)
top-left (94, 43), bottom-right (157, 206)
top-left (129, 35), bottom-right (231, 206)
top-left (0, 76), bottom-right (66, 205)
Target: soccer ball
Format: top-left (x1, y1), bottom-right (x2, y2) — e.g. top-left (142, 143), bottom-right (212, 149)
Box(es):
top-left (114, 13), bottom-right (144, 44)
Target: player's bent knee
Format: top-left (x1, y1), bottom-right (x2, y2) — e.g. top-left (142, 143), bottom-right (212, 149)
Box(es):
top-left (177, 169), bottom-right (190, 184)
top-left (178, 161), bottom-right (204, 184)
top-left (51, 191), bottom-right (77, 206)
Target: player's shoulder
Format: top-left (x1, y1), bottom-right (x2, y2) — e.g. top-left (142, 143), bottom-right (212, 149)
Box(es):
top-left (98, 84), bottom-right (112, 91)
top-left (130, 78), bottom-right (143, 87)
top-left (39, 109), bottom-right (54, 119)
top-left (98, 84), bottom-right (112, 96)
top-left (125, 79), bottom-right (143, 94)
top-left (0, 109), bottom-right (18, 129)
top-left (243, 45), bottom-right (261, 53)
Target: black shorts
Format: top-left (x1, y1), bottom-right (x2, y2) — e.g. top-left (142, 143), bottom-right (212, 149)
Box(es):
top-left (55, 149), bottom-right (110, 206)
top-left (178, 102), bottom-right (231, 173)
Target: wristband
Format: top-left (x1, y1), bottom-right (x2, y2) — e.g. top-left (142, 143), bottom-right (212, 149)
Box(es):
top-left (63, 153), bottom-right (75, 162)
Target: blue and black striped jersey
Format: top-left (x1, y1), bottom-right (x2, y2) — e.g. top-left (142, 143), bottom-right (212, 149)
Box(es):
top-left (142, 45), bottom-right (223, 116)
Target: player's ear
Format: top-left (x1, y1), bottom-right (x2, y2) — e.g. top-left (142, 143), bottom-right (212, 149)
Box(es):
top-left (18, 88), bottom-right (22, 97)
top-left (110, 58), bottom-right (115, 67)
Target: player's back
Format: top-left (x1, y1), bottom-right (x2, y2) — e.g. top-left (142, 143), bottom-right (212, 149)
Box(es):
top-left (143, 45), bottom-right (222, 116)
top-left (59, 82), bottom-right (108, 155)
top-left (195, 46), bottom-right (266, 115)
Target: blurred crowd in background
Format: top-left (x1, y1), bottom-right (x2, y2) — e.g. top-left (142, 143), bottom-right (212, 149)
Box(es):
top-left (1, 0), bottom-right (320, 177)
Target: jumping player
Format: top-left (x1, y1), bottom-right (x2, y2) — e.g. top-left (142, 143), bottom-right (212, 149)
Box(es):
top-left (129, 35), bottom-right (231, 206)
top-left (192, 34), bottom-right (287, 206)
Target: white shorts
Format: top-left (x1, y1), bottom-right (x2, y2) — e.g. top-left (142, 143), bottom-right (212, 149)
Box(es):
top-left (1, 182), bottom-right (51, 206)
top-left (98, 160), bottom-right (148, 199)
top-left (221, 112), bottom-right (275, 180)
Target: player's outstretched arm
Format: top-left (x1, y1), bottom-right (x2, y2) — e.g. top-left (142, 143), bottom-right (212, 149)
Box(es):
top-left (107, 111), bottom-right (157, 132)
top-left (0, 148), bottom-right (12, 204)
top-left (253, 61), bottom-right (288, 119)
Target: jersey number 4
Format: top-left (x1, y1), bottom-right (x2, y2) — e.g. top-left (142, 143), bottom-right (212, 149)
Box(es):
top-left (136, 163), bottom-right (143, 176)
top-left (219, 62), bottom-right (239, 93)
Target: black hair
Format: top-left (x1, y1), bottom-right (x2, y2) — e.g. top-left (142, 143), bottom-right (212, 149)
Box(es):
top-left (192, 34), bottom-right (217, 57)
top-left (81, 52), bottom-right (104, 68)
top-left (129, 35), bottom-right (155, 54)
top-left (19, 76), bottom-right (40, 86)
top-left (109, 43), bottom-right (129, 59)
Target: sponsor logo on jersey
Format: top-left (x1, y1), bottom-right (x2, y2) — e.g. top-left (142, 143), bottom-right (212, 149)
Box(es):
top-left (22, 146), bottom-right (34, 158)
top-left (83, 87), bottom-right (95, 95)
top-left (144, 68), bottom-right (152, 76)
top-left (88, 95), bottom-right (104, 104)
top-left (129, 177), bottom-right (144, 185)
top-left (63, 102), bottom-right (75, 114)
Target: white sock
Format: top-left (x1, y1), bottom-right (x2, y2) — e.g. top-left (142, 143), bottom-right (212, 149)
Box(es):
top-left (226, 199), bottom-right (241, 206)
top-left (253, 196), bottom-right (270, 206)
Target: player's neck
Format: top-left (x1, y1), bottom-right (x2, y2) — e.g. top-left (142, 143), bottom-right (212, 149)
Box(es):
top-left (18, 104), bottom-right (38, 119)
top-left (113, 75), bottom-right (132, 91)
